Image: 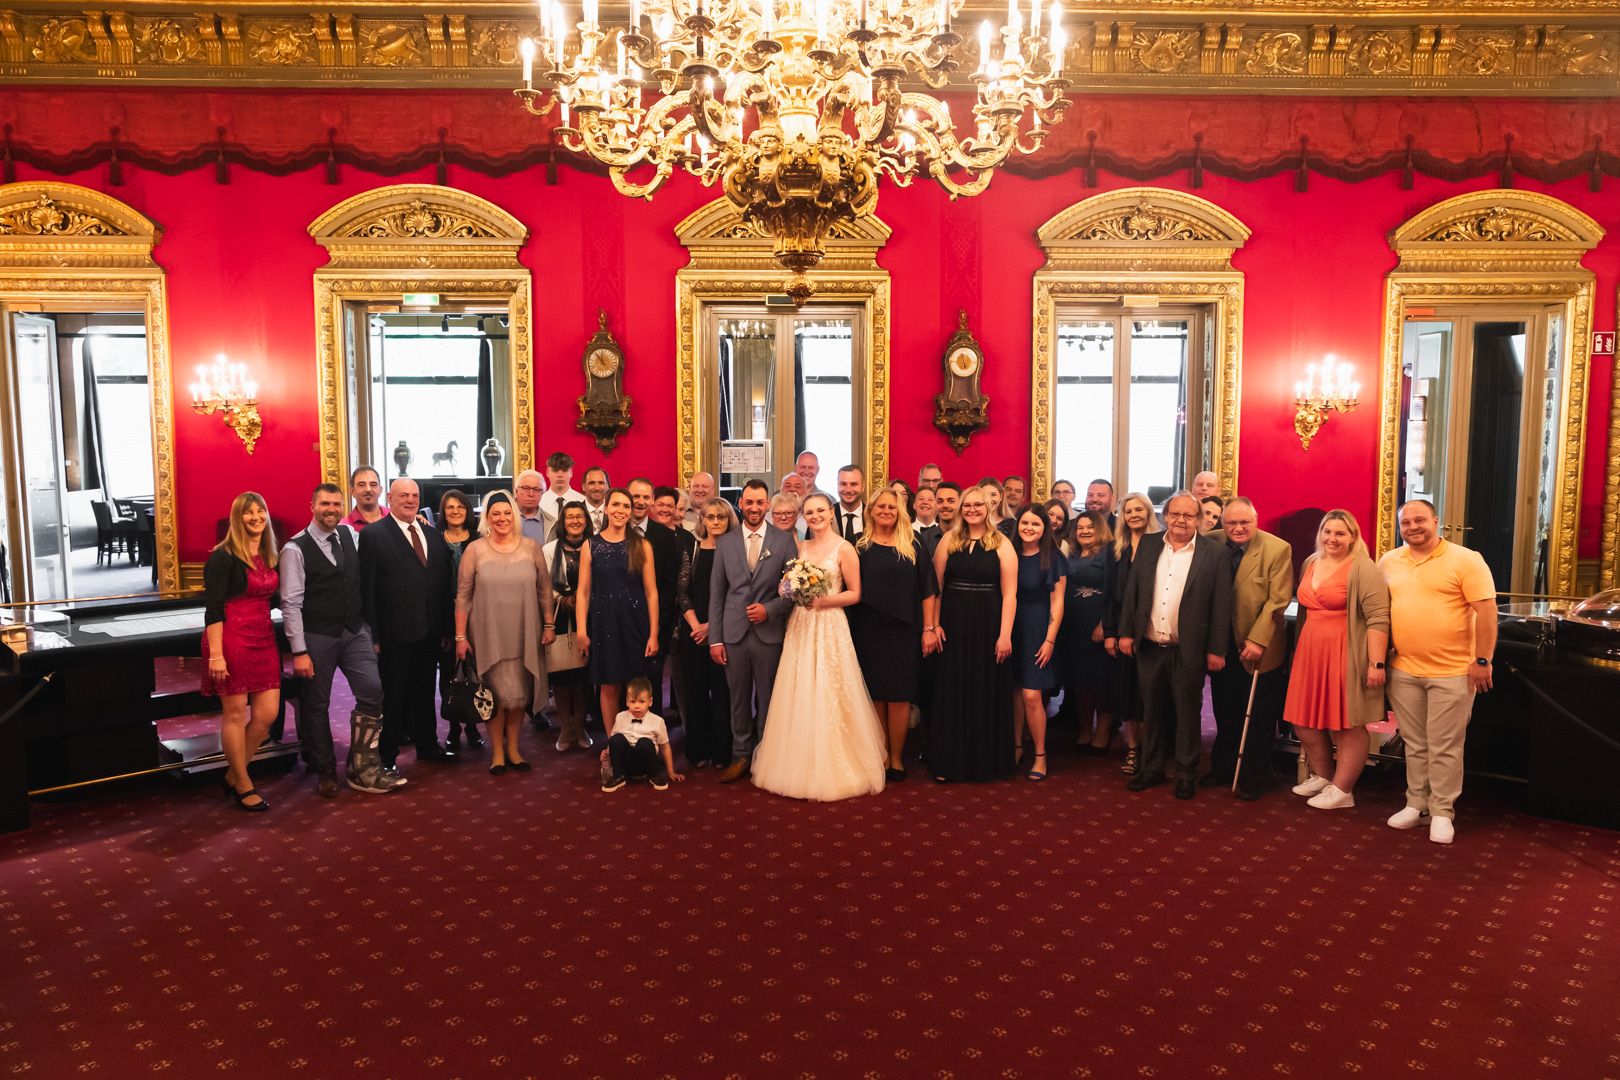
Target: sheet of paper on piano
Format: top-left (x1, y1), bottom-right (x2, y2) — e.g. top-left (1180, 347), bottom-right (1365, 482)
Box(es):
top-left (78, 610), bottom-right (208, 637)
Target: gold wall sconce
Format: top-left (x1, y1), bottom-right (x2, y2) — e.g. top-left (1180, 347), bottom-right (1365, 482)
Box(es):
top-left (1293, 355), bottom-right (1358, 450)
top-left (190, 354), bottom-right (263, 454)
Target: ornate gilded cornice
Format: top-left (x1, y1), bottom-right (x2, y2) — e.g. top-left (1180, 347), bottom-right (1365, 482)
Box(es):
top-left (0, 181), bottom-right (161, 269)
top-left (309, 183), bottom-right (527, 270)
top-left (0, 4), bottom-right (1616, 94)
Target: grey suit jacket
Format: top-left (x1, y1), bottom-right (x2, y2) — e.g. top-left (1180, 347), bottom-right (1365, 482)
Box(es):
top-left (708, 523), bottom-right (796, 646)
top-left (1116, 531), bottom-right (1233, 665)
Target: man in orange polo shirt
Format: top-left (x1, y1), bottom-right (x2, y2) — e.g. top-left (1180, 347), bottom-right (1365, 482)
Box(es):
top-left (1377, 499), bottom-right (1498, 845)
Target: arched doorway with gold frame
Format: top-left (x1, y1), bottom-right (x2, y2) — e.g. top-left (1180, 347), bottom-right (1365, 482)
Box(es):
top-left (1374, 191), bottom-right (1602, 598)
top-left (674, 198), bottom-right (890, 490)
top-left (309, 184), bottom-right (535, 494)
top-left (0, 182), bottom-right (181, 599)
top-left (1029, 188), bottom-right (1248, 503)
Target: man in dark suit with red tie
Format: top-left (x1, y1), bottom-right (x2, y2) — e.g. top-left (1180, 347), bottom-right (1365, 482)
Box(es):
top-left (359, 478), bottom-right (458, 770)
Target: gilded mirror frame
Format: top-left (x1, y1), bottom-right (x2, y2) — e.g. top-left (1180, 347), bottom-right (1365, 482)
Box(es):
top-left (674, 199), bottom-right (890, 488)
top-left (309, 184), bottom-right (534, 492)
top-left (1375, 191), bottom-right (1601, 597)
top-left (1606, 290), bottom-right (1620, 590)
top-left (1030, 188), bottom-right (1249, 501)
top-left (0, 181), bottom-right (181, 597)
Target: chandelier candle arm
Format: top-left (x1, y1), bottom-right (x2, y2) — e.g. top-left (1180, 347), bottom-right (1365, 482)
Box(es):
top-left (513, 0), bottom-right (1072, 306)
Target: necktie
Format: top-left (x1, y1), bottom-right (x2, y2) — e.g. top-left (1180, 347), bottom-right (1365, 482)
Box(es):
top-left (409, 524), bottom-right (427, 566)
top-left (1230, 543), bottom-right (1245, 581)
top-left (328, 531), bottom-right (344, 570)
top-left (747, 531), bottom-right (761, 572)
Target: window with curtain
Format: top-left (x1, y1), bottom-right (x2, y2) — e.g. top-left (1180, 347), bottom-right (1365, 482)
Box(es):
top-left (82, 325), bottom-right (153, 499)
top-left (366, 315), bottom-right (490, 476)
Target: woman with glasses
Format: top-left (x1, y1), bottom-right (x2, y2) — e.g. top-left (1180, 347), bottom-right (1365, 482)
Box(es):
top-left (543, 501), bottom-right (595, 752)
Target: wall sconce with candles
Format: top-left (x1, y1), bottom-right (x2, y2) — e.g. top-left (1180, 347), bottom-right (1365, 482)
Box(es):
top-left (190, 354), bottom-right (263, 454)
top-left (1293, 355), bottom-right (1358, 450)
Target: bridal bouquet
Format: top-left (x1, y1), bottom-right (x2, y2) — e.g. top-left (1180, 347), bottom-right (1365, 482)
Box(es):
top-left (779, 558), bottom-right (832, 607)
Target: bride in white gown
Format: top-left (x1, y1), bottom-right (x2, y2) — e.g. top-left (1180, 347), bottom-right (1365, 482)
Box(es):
top-left (751, 493), bottom-right (888, 802)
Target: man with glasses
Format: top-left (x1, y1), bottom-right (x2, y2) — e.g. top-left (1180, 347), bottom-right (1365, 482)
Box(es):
top-left (1204, 497), bottom-right (1293, 800)
top-left (1050, 479), bottom-right (1078, 520)
top-left (916, 463), bottom-right (943, 492)
top-left (1117, 492), bottom-right (1231, 800)
top-left (514, 469), bottom-right (549, 544)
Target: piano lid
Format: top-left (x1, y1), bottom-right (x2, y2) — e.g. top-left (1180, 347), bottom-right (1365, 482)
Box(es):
top-left (1568, 587), bottom-right (1620, 631)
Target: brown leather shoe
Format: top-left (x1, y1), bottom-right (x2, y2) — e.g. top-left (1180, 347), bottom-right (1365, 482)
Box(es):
top-left (719, 759), bottom-right (751, 784)
top-left (317, 771), bottom-right (339, 799)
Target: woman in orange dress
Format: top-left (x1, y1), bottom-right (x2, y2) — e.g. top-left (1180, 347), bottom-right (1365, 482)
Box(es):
top-left (1284, 510), bottom-right (1390, 811)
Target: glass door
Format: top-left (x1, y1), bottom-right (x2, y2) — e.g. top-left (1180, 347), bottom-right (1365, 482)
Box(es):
top-left (706, 306), bottom-right (862, 495)
top-left (1400, 309), bottom-right (1555, 593)
top-left (9, 313), bottom-right (71, 601)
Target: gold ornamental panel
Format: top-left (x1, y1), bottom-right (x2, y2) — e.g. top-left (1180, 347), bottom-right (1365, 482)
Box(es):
top-left (309, 184), bottom-right (533, 491)
top-left (0, 181), bottom-right (181, 597)
top-left (1030, 187), bottom-right (1248, 502)
top-left (674, 198), bottom-right (890, 489)
top-left (1609, 286), bottom-right (1620, 590)
top-left (1375, 190), bottom-right (1603, 596)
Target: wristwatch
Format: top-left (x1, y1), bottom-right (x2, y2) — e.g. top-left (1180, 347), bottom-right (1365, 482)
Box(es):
top-left (1372, 662), bottom-right (1385, 669)
top-left (1475, 657), bottom-right (1490, 666)
top-left (455, 634), bottom-right (467, 642)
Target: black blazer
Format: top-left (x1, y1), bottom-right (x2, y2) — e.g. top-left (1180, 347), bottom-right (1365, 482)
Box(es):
top-left (1116, 532), bottom-right (1233, 664)
top-left (358, 514), bottom-right (454, 644)
top-left (641, 520), bottom-right (686, 639)
top-left (202, 546), bottom-right (277, 626)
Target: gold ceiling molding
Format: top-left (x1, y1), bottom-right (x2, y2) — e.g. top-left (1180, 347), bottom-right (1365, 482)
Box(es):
top-left (1375, 190), bottom-right (1602, 596)
top-left (0, 181), bottom-right (180, 596)
top-left (674, 198), bottom-right (889, 489)
top-left (1031, 187), bottom-right (1247, 502)
top-left (309, 183), bottom-right (533, 490)
top-left (0, 7), bottom-right (1617, 93)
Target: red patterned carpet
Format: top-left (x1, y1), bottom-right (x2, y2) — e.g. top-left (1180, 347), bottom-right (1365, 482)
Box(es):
top-left (4, 698), bottom-right (1619, 1080)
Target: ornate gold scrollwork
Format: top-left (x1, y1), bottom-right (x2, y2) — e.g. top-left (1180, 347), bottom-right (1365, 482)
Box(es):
top-left (0, 194), bottom-right (115, 237)
top-left (1376, 190), bottom-right (1603, 595)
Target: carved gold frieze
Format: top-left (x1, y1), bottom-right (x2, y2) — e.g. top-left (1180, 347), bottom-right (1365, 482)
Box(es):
top-left (310, 184), bottom-right (527, 271)
top-left (1, 5), bottom-right (1618, 93)
top-left (1375, 190), bottom-right (1603, 596)
top-left (0, 182), bottom-right (181, 598)
top-left (1031, 188), bottom-right (1248, 502)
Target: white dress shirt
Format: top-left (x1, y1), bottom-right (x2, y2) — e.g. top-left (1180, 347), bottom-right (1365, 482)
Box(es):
top-left (390, 512), bottom-right (428, 557)
top-left (835, 503), bottom-right (864, 540)
top-left (741, 520), bottom-right (768, 569)
top-left (584, 500), bottom-right (608, 533)
top-left (1149, 536), bottom-right (1197, 643)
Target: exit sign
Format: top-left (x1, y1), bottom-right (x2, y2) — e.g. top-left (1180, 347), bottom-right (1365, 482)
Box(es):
top-left (402, 293), bottom-right (440, 306)
top-left (1594, 332), bottom-right (1616, 355)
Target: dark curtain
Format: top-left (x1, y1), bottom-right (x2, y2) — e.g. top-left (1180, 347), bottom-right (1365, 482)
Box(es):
top-left (1464, 323), bottom-right (1525, 589)
top-left (717, 337), bottom-right (732, 442)
top-left (79, 336), bottom-right (109, 493)
top-left (475, 336), bottom-right (493, 476)
top-left (792, 328), bottom-right (807, 459)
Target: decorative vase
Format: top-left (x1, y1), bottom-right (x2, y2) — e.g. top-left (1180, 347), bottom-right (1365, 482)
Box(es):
top-left (393, 440), bottom-right (412, 478)
top-left (480, 437), bottom-right (505, 477)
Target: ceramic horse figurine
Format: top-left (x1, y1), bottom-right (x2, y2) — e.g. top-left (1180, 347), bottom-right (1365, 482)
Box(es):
top-left (431, 440), bottom-right (458, 474)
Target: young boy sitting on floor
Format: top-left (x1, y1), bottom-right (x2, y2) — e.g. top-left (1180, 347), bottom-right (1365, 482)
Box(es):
top-left (600, 677), bottom-right (684, 792)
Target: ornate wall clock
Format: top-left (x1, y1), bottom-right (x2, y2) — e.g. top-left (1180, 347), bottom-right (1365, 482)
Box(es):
top-left (576, 308), bottom-right (633, 452)
top-left (933, 309), bottom-right (991, 455)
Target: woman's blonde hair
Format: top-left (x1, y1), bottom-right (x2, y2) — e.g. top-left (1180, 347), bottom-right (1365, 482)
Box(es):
top-left (1315, 509), bottom-right (1369, 559)
top-left (215, 491), bottom-right (278, 569)
top-left (702, 496), bottom-right (738, 534)
top-left (944, 486), bottom-right (1006, 555)
top-left (1074, 509), bottom-right (1114, 555)
top-left (858, 488), bottom-right (918, 563)
top-left (1112, 491), bottom-right (1162, 558)
top-left (477, 489), bottom-right (516, 538)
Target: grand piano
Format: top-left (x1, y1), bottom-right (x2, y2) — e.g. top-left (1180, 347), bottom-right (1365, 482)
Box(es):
top-left (0, 595), bottom-right (298, 833)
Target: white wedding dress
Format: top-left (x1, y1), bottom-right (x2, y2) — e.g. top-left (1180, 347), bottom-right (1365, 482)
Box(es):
top-left (750, 542), bottom-right (888, 802)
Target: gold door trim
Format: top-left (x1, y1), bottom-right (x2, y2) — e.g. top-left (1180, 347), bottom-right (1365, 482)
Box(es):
top-left (1376, 190), bottom-right (1603, 596)
top-left (309, 184), bottom-right (533, 491)
top-left (1030, 187), bottom-right (1248, 501)
top-left (674, 198), bottom-right (890, 489)
top-left (0, 181), bottom-right (180, 596)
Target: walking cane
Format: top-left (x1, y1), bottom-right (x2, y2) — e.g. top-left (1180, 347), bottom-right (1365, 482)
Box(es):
top-left (1230, 666), bottom-right (1261, 796)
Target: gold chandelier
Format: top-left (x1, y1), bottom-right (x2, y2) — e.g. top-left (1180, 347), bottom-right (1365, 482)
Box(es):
top-left (515, 0), bottom-right (1071, 305)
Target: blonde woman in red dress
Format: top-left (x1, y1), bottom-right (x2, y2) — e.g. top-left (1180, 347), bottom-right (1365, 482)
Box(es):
top-left (1284, 510), bottom-right (1391, 811)
top-left (202, 492), bottom-right (283, 812)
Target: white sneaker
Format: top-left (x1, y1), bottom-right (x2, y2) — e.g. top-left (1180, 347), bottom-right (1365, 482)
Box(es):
top-left (1307, 783), bottom-right (1356, 809)
top-left (1292, 775), bottom-right (1332, 797)
top-left (1429, 817), bottom-right (1455, 844)
top-left (1387, 807), bottom-right (1427, 829)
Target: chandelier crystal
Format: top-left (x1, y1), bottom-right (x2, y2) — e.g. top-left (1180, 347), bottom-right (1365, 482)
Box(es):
top-left (515, 0), bottom-right (1071, 305)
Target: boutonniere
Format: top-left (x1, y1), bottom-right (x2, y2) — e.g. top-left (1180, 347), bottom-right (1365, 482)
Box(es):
top-left (762, 550), bottom-right (772, 560)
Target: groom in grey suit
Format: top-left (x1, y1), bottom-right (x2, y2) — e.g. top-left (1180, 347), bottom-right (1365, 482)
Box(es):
top-left (709, 478), bottom-right (795, 783)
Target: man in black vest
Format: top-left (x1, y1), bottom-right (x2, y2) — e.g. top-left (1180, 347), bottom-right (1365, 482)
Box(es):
top-left (282, 484), bottom-right (402, 796)
top-left (359, 478), bottom-right (458, 768)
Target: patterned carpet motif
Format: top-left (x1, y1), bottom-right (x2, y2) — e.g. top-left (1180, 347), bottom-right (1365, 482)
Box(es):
top-left (3, 705), bottom-right (1618, 1079)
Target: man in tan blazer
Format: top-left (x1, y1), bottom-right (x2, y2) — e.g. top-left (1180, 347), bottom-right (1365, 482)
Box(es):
top-left (1205, 497), bottom-right (1293, 799)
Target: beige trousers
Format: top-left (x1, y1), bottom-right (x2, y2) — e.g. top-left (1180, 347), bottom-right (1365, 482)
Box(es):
top-left (1386, 668), bottom-right (1475, 819)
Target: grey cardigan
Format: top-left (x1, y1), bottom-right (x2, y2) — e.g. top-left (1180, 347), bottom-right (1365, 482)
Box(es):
top-left (1296, 552), bottom-right (1391, 728)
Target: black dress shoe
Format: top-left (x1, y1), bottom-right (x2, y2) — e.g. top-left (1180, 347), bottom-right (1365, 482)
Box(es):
top-left (465, 727), bottom-right (485, 749)
top-left (1125, 772), bottom-right (1165, 792)
top-left (885, 767), bottom-right (907, 783)
top-left (1174, 779), bottom-right (1196, 800)
top-left (416, 744), bottom-right (460, 764)
top-left (1235, 785), bottom-right (1263, 802)
top-left (1198, 772), bottom-right (1232, 788)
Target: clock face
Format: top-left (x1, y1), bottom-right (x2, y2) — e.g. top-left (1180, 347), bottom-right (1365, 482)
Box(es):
top-left (949, 346), bottom-right (980, 379)
top-left (587, 347), bottom-right (619, 379)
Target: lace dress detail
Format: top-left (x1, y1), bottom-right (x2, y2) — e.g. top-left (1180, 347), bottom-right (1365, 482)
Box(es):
top-left (750, 543), bottom-right (888, 801)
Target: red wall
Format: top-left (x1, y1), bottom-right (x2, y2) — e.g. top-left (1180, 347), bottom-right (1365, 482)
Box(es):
top-left (15, 144), bottom-right (1616, 564)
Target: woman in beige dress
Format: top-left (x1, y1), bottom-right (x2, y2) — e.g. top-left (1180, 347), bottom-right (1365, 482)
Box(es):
top-left (454, 491), bottom-right (556, 775)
